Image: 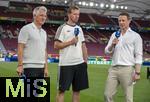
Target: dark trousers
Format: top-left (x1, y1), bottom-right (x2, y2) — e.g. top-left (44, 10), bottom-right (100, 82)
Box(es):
top-left (24, 68), bottom-right (44, 77)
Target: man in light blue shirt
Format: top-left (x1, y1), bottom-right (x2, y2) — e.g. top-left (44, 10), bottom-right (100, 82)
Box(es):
top-left (104, 12), bottom-right (143, 102)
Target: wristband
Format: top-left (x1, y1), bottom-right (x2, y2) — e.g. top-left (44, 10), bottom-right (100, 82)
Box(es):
top-left (18, 65), bottom-right (23, 67)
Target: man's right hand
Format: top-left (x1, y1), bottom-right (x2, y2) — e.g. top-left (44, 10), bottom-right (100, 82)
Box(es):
top-left (16, 65), bottom-right (23, 76)
top-left (108, 38), bottom-right (119, 52)
top-left (70, 37), bottom-right (78, 45)
top-left (112, 38), bottom-right (119, 46)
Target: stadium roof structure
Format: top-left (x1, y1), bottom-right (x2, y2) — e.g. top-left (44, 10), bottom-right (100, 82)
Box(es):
top-left (49, 0), bottom-right (150, 19)
top-left (0, 0), bottom-right (150, 19)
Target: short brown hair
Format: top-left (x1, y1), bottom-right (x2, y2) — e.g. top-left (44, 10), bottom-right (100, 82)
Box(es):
top-left (67, 5), bottom-right (79, 14)
top-left (119, 12), bottom-right (131, 20)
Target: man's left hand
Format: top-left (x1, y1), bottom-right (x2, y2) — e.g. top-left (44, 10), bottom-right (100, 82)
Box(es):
top-left (44, 68), bottom-right (48, 77)
top-left (133, 73), bottom-right (140, 81)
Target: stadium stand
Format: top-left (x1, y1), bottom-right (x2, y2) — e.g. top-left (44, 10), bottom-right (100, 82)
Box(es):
top-left (0, 1), bottom-right (150, 59)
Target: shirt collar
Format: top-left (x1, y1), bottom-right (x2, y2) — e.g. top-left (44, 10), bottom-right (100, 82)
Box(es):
top-left (32, 22), bottom-right (42, 31)
top-left (31, 22), bottom-right (42, 31)
top-left (121, 27), bottom-right (132, 36)
top-left (66, 22), bottom-right (77, 27)
top-left (126, 27), bottom-right (132, 32)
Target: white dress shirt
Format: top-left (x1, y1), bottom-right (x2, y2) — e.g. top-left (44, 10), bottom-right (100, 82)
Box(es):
top-left (105, 28), bottom-right (143, 66)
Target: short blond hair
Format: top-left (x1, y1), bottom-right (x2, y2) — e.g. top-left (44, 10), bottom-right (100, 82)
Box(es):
top-left (67, 5), bottom-right (79, 14)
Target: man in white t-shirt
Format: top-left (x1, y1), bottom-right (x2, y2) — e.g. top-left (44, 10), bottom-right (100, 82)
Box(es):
top-left (16, 6), bottom-right (48, 77)
top-left (54, 6), bottom-right (89, 102)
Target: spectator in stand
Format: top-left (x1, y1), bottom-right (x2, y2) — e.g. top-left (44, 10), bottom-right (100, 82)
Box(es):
top-left (14, 28), bottom-right (20, 37)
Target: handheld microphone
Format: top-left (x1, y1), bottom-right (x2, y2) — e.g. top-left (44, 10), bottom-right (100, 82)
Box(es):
top-left (20, 73), bottom-right (26, 83)
top-left (115, 30), bottom-right (121, 39)
top-left (114, 30), bottom-right (120, 47)
top-left (20, 74), bottom-right (26, 79)
top-left (74, 28), bottom-right (79, 46)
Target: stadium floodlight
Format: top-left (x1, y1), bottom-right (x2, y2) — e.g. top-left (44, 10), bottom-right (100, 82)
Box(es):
top-left (82, 1), bottom-right (86, 6)
top-left (76, 1), bottom-right (127, 10)
top-left (78, 1), bottom-right (82, 5)
top-left (113, 0), bottom-right (117, 2)
top-left (89, 2), bottom-right (94, 7)
top-left (100, 3), bottom-right (104, 8)
top-left (95, 3), bottom-right (98, 7)
top-left (120, 6), bottom-right (124, 9)
top-left (105, 4), bottom-right (109, 8)
top-left (86, 3), bottom-right (89, 6)
top-left (64, 0), bottom-right (67, 4)
top-left (116, 5), bottom-right (119, 9)
top-left (125, 6), bottom-right (128, 9)
top-left (110, 4), bottom-right (115, 9)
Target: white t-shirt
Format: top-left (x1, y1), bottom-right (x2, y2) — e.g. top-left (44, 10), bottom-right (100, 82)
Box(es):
top-left (18, 23), bottom-right (47, 68)
top-left (55, 23), bottom-right (85, 66)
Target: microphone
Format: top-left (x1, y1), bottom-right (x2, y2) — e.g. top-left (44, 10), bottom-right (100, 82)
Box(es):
top-left (74, 27), bottom-right (79, 46)
top-left (115, 30), bottom-right (121, 39)
top-left (114, 30), bottom-right (120, 47)
top-left (20, 73), bottom-right (26, 83)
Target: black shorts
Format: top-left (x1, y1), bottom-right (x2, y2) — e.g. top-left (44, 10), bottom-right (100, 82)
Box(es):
top-left (57, 62), bottom-right (89, 92)
top-left (24, 68), bottom-right (44, 77)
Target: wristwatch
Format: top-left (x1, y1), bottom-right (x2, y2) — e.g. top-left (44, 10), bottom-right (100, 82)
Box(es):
top-left (135, 72), bottom-right (140, 75)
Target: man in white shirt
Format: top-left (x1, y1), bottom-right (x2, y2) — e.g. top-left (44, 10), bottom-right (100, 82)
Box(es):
top-left (16, 6), bottom-right (48, 77)
top-left (54, 6), bottom-right (89, 102)
top-left (104, 12), bottom-right (143, 102)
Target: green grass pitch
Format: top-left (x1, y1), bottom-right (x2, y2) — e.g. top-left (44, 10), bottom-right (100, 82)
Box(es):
top-left (0, 62), bottom-right (150, 102)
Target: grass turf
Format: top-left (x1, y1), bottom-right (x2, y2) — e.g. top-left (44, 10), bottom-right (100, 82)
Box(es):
top-left (0, 62), bottom-right (150, 102)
